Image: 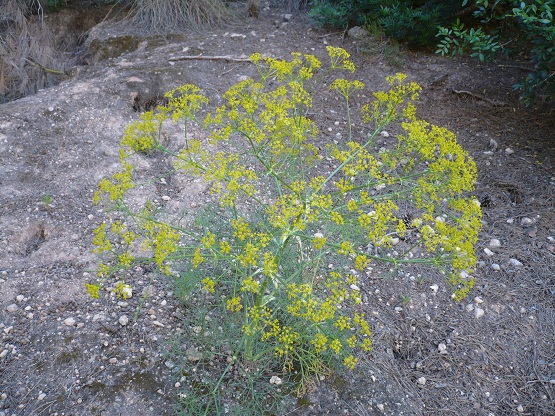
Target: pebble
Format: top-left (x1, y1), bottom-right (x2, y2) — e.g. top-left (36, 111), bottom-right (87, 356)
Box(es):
top-left (37, 392), bottom-right (46, 401)
top-left (430, 284), bottom-right (439, 292)
top-left (118, 315), bottom-right (129, 326)
top-left (270, 375), bottom-right (282, 385)
top-left (474, 307), bottom-right (485, 319)
top-left (380, 130), bottom-right (390, 137)
top-left (109, 357), bottom-right (118, 364)
top-left (16, 295), bottom-right (24, 302)
top-left (466, 304), bottom-right (474, 312)
top-left (484, 248), bottom-right (494, 256)
top-left (517, 404), bottom-right (524, 412)
top-left (0, 349), bottom-right (8, 359)
top-left (6, 304), bottom-right (18, 313)
top-left (509, 258), bottom-right (523, 267)
top-left (489, 239), bottom-right (501, 248)
top-left (417, 377), bottom-right (427, 385)
top-left (162, 195), bottom-right (171, 201)
top-left (438, 343), bottom-right (447, 354)
top-left (520, 217), bottom-right (533, 227)
top-left (505, 148), bottom-right (514, 154)
top-left (63, 317), bottom-right (76, 326)
top-left (152, 321), bottom-right (165, 327)
top-left (474, 296), bottom-right (483, 304)
top-left (491, 263), bottom-right (501, 271)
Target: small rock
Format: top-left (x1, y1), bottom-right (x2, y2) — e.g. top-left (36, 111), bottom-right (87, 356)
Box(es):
top-left (0, 349), bottom-right (8, 359)
top-left (491, 263), bottom-right (501, 271)
top-left (438, 343), bottom-right (447, 354)
top-left (380, 130), bottom-right (390, 137)
top-left (505, 148), bottom-right (514, 154)
top-left (517, 404), bottom-right (524, 412)
top-left (109, 357), bottom-right (118, 364)
top-left (474, 296), bottom-right (483, 304)
top-left (16, 295), bottom-right (24, 302)
top-left (152, 320), bottom-right (165, 327)
top-left (430, 284), bottom-right (439, 292)
top-left (483, 248), bottom-right (494, 256)
top-left (347, 26), bottom-right (369, 39)
top-left (87, 214), bottom-right (94, 220)
top-left (547, 236), bottom-right (555, 243)
top-left (474, 307), bottom-right (485, 319)
top-left (520, 217), bottom-right (533, 227)
top-left (489, 239), bottom-right (501, 248)
top-left (37, 392), bottom-right (46, 401)
top-left (63, 317), bottom-right (76, 326)
top-left (520, 307), bottom-right (526, 314)
top-left (528, 229), bottom-right (537, 238)
top-left (282, 14), bottom-right (292, 22)
top-left (509, 258), bottom-right (523, 267)
top-left (165, 360), bottom-right (176, 369)
top-left (466, 303), bottom-right (474, 312)
top-left (270, 375), bottom-right (283, 385)
top-left (506, 218), bottom-right (514, 224)
top-left (417, 377), bottom-right (426, 385)
top-left (489, 138), bottom-right (498, 150)
top-left (118, 315), bottom-right (129, 326)
top-left (230, 33), bottom-right (246, 39)
top-left (6, 304), bottom-right (18, 313)
top-left (161, 195), bottom-right (171, 201)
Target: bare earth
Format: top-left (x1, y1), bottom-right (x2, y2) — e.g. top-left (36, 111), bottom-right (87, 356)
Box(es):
top-left (1, 8), bottom-right (554, 416)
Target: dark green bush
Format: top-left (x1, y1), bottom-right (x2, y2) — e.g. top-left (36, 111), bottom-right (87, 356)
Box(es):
top-left (437, 0), bottom-right (555, 104)
top-left (308, 0), bottom-right (462, 47)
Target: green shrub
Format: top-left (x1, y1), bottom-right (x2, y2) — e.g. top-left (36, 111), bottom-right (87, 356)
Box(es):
top-left (308, 0), bottom-right (462, 47)
top-left (89, 47), bottom-right (481, 412)
top-left (436, 0), bottom-right (555, 104)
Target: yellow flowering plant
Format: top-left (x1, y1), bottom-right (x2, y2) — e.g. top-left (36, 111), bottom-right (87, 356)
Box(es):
top-left (89, 46), bottom-right (481, 411)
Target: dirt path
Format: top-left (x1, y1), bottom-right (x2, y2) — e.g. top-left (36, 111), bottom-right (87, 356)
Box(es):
top-left (1, 9), bottom-right (554, 415)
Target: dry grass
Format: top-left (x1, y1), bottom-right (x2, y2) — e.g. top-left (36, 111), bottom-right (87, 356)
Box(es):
top-left (126, 0), bottom-right (234, 33)
top-left (0, 0), bottom-right (76, 103)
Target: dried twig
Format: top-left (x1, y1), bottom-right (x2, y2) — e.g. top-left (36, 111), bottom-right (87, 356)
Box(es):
top-left (169, 54), bottom-right (251, 63)
top-left (452, 88), bottom-right (507, 106)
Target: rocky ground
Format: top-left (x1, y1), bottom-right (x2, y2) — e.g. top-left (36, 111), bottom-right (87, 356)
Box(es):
top-left (1, 6), bottom-right (554, 416)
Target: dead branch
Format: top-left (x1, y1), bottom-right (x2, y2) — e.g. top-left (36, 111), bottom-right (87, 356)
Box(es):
top-left (168, 54), bottom-right (251, 63)
top-left (452, 88), bottom-right (507, 106)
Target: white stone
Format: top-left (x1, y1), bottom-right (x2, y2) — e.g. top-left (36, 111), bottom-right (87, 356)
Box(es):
top-left (118, 315), bottom-right (129, 326)
top-left (509, 258), bottom-right (523, 267)
top-left (0, 349), bottom-right (8, 359)
top-left (269, 375), bottom-right (282, 385)
top-left (491, 263), bottom-right (501, 271)
top-left (16, 295), bottom-right (24, 302)
top-left (6, 304), bottom-right (18, 313)
top-left (521, 217), bottom-right (533, 226)
top-left (474, 296), bottom-right (483, 304)
top-left (489, 239), bottom-right (501, 248)
top-left (37, 393), bottom-right (46, 401)
top-left (484, 248), bottom-right (494, 256)
top-left (417, 377), bottom-right (426, 385)
top-left (505, 148), bottom-right (514, 154)
top-left (63, 317), bottom-right (76, 326)
top-left (474, 307), bottom-right (485, 319)
top-left (466, 303), bottom-right (474, 312)
top-left (152, 321), bottom-right (165, 327)
top-left (430, 284), bottom-right (439, 292)
top-left (380, 130), bottom-right (390, 137)
top-left (517, 404), bottom-right (524, 412)
top-left (438, 343), bottom-right (447, 354)
top-left (162, 195), bottom-right (171, 201)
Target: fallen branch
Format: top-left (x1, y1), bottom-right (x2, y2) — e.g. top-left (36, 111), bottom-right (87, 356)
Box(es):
top-left (452, 88), bottom-right (507, 106)
top-left (169, 54), bottom-right (251, 63)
